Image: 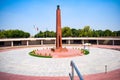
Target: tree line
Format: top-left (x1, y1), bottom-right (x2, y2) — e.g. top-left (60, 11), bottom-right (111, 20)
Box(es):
top-left (0, 26), bottom-right (120, 38)
top-left (0, 30), bottom-right (30, 38)
top-left (35, 26), bottom-right (120, 37)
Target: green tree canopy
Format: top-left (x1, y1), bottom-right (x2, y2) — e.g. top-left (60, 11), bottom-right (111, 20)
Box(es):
top-left (34, 30), bottom-right (55, 38)
top-left (34, 26), bottom-right (120, 37)
top-left (0, 29), bottom-right (30, 38)
top-left (82, 26), bottom-right (93, 37)
top-left (71, 28), bottom-right (79, 37)
top-left (103, 29), bottom-right (112, 37)
top-left (1, 26), bottom-right (119, 38)
top-left (62, 26), bottom-right (72, 37)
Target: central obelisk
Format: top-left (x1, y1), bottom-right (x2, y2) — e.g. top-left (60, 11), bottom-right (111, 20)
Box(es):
top-left (56, 5), bottom-right (62, 49)
top-left (54, 5), bottom-right (67, 52)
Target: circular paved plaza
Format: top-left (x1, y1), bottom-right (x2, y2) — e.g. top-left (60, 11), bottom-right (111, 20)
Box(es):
top-left (0, 46), bottom-right (120, 77)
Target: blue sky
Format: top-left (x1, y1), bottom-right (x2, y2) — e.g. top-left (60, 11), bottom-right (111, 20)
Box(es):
top-left (0, 0), bottom-right (120, 35)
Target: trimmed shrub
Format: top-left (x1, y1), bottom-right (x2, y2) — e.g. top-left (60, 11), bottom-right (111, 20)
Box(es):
top-left (81, 49), bottom-right (90, 55)
top-left (84, 49), bottom-right (89, 55)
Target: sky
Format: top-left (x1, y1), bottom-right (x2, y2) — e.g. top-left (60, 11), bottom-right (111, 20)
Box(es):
top-left (0, 0), bottom-right (120, 35)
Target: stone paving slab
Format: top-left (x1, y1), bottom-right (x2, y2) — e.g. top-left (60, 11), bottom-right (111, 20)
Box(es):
top-left (0, 69), bottom-right (120, 80)
top-left (0, 46), bottom-right (120, 76)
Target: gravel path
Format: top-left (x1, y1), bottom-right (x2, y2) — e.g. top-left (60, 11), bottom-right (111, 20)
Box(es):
top-left (0, 46), bottom-right (120, 77)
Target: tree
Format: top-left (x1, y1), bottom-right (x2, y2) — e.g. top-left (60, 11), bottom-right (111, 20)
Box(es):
top-left (34, 31), bottom-right (55, 38)
top-left (116, 30), bottom-right (120, 36)
top-left (33, 26), bottom-right (120, 37)
top-left (104, 29), bottom-right (112, 37)
top-left (82, 26), bottom-right (93, 37)
top-left (50, 31), bottom-right (56, 37)
top-left (0, 29), bottom-right (30, 38)
top-left (62, 27), bottom-right (72, 37)
top-left (78, 29), bottom-right (83, 37)
top-left (112, 31), bottom-right (117, 37)
top-left (71, 28), bottom-right (79, 37)
top-left (44, 30), bottom-right (55, 37)
top-left (0, 32), bottom-right (6, 38)
top-left (35, 31), bottom-right (44, 37)
top-left (92, 30), bottom-right (99, 37)
top-left (24, 32), bottom-right (30, 38)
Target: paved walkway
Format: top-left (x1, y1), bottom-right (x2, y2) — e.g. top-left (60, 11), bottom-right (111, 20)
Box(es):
top-left (0, 45), bottom-right (120, 79)
top-left (0, 69), bottom-right (120, 80)
top-left (92, 45), bottom-right (120, 51)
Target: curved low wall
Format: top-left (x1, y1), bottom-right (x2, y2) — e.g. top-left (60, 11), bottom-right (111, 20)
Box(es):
top-left (0, 37), bottom-right (120, 47)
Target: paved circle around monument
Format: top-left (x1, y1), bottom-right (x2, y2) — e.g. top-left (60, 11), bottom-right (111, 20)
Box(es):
top-left (0, 46), bottom-right (120, 76)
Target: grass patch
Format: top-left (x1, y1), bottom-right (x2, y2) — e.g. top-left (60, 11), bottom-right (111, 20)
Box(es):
top-left (29, 50), bottom-right (52, 58)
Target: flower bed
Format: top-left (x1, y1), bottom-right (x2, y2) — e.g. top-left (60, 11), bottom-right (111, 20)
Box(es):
top-left (29, 47), bottom-right (84, 58)
top-left (29, 50), bottom-right (52, 58)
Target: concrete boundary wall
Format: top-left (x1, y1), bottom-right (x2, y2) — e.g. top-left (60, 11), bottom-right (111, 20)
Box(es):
top-left (0, 37), bottom-right (120, 47)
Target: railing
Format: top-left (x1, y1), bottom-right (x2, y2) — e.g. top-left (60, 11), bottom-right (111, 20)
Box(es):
top-left (69, 61), bottom-right (84, 80)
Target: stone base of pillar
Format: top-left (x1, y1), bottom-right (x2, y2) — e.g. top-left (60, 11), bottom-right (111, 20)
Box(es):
top-left (51, 47), bottom-right (68, 52)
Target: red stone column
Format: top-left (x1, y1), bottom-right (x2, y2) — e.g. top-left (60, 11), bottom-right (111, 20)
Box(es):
top-left (56, 5), bottom-right (62, 49)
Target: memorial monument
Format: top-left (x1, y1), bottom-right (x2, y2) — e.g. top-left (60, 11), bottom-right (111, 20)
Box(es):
top-left (29, 5), bottom-right (82, 58)
top-left (56, 5), bottom-right (62, 49)
top-left (54, 5), bottom-right (68, 52)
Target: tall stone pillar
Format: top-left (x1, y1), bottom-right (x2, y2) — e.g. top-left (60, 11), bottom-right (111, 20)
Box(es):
top-left (56, 5), bottom-right (62, 49)
top-left (53, 5), bottom-right (67, 52)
